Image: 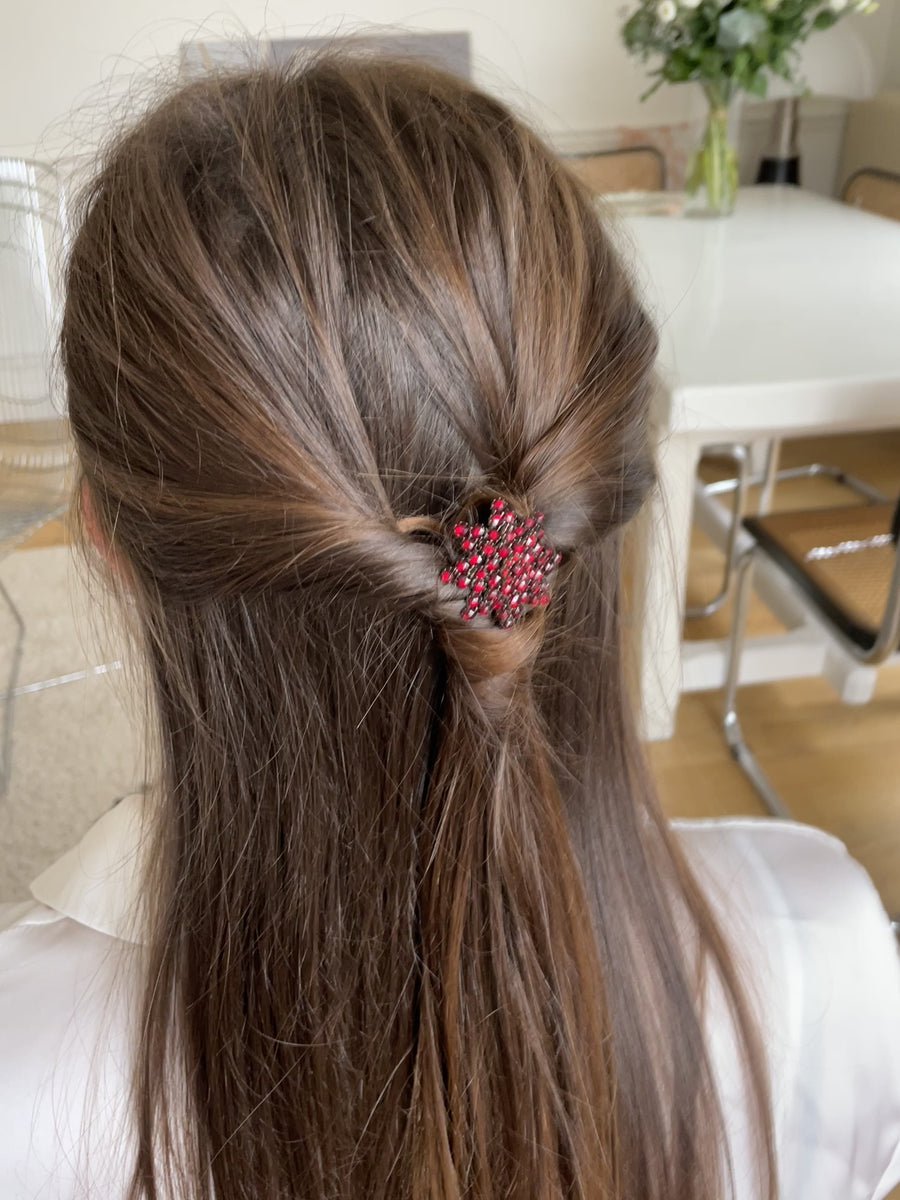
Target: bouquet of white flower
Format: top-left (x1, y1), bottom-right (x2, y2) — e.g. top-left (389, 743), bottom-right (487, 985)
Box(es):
top-left (621, 0), bottom-right (876, 213)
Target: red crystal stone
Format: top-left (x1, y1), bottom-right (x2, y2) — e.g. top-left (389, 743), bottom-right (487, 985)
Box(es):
top-left (444, 500), bottom-right (559, 628)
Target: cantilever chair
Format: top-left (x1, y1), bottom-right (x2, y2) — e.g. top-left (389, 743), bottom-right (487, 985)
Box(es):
top-left (843, 166), bottom-right (900, 222)
top-left (565, 145), bottom-right (666, 195)
top-left (0, 159), bottom-right (74, 792)
top-left (722, 496), bottom-right (900, 934)
top-left (723, 496), bottom-right (900, 809)
top-left (689, 445), bottom-right (886, 619)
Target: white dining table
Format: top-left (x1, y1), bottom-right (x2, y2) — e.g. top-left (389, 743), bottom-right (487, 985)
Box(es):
top-left (613, 186), bottom-right (900, 740)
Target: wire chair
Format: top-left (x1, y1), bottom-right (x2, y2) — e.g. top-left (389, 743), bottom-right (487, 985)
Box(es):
top-left (0, 159), bottom-right (75, 793)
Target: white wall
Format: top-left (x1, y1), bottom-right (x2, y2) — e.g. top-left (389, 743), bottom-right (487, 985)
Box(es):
top-left (2, 0), bottom-right (897, 164)
top-left (2, 0), bottom-right (665, 160)
top-left (883, 2), bottom-right (900, 87)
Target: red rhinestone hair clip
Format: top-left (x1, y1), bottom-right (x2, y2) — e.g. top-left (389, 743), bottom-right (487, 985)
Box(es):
top-left (439, 498), bottom-right (562, 628)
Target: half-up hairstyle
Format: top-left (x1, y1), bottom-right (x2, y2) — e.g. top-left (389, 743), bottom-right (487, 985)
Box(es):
top-left (62, 51), bottom-right (776, 1200)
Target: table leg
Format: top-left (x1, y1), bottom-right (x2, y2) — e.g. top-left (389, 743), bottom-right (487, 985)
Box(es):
top-left (631, 430), bottom-right (701, 741)
top-left (758, 436), bottom-right (781, 515)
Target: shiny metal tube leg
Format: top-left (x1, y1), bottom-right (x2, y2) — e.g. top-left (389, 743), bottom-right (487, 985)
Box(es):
top-left (721, 547), bottom-right (794, 820)
top-left (703, 461), bottom-right (886, 504)
top-left (687, 442), bottom-right (751, 620)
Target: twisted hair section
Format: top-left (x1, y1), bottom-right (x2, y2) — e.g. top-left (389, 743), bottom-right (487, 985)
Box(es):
top-left (62, 51), bottom-right (775, 1200)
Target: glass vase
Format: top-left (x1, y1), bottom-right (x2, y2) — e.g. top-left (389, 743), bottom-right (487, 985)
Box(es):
top-left (685, 81), bottom-right (740, 218)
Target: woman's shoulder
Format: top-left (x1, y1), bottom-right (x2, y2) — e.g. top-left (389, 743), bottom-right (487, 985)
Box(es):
top-left (0, 796), bottom-right (149, 1196)
top-left (675, 817), bottom-right (900, 1200)
top-left (0, 899), bottom-right (136, 1197)
top-left (672, 815), bottom-right (885, 912)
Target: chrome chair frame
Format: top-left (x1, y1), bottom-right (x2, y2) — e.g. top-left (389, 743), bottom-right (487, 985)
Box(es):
top-left (724, 506), bottom-right (900, 835)
top-left (686, 443), bottom-right (750, 620)
top-left (722, 515), bottom-right (900, 937)
top-left (688, 436), bottom-right (887, 619)
top-left (722, 533), bottom-right (900, 817)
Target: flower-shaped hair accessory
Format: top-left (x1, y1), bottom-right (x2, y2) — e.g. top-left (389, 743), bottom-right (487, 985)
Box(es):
top-left (440, 498), bottom-right (562, 628)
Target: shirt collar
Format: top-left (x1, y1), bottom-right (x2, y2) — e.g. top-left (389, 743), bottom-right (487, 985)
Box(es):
top-left (29, 791), bottom-right (149, 945)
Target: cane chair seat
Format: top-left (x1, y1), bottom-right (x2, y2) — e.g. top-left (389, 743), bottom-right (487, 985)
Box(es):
top-left (744, 503), bottom-right (897, 652)
top-left (565, 146), bottom-right (666, 195)
top-left (842, 168), bottom-right (900, 223)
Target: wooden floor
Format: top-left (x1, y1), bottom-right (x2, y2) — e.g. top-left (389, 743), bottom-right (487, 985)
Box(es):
top-left (19, 515), bottom-right (69, 551)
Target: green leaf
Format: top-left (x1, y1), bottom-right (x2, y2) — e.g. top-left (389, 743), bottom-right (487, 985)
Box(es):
top-left (699, 46), bottom-right (726, 77)
top-left (663, 47), bottom-right (698, 82)
top-left (639, 76), bottom-right (666, 102)
top-left (813, 9), bottom-right (838, 29)
top-left (622, 9), bottom-right (655, 51)
top-left (733, 47), bottom-right (751, 76)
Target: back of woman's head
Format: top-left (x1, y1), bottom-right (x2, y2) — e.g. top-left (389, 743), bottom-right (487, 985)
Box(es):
top-left (62, 52), bottom-right (774, 1200)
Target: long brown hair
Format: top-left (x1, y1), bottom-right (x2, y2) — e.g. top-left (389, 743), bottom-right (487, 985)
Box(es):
top-left (62, 52), bottom-right (775, 1200)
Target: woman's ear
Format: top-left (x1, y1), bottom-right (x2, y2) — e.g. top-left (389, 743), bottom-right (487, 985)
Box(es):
top-left (79, 478), bottom-right (118, 571)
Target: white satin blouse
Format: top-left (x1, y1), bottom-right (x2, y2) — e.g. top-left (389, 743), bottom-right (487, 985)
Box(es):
top-left (1, 796), bottom-right (899, 1199)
